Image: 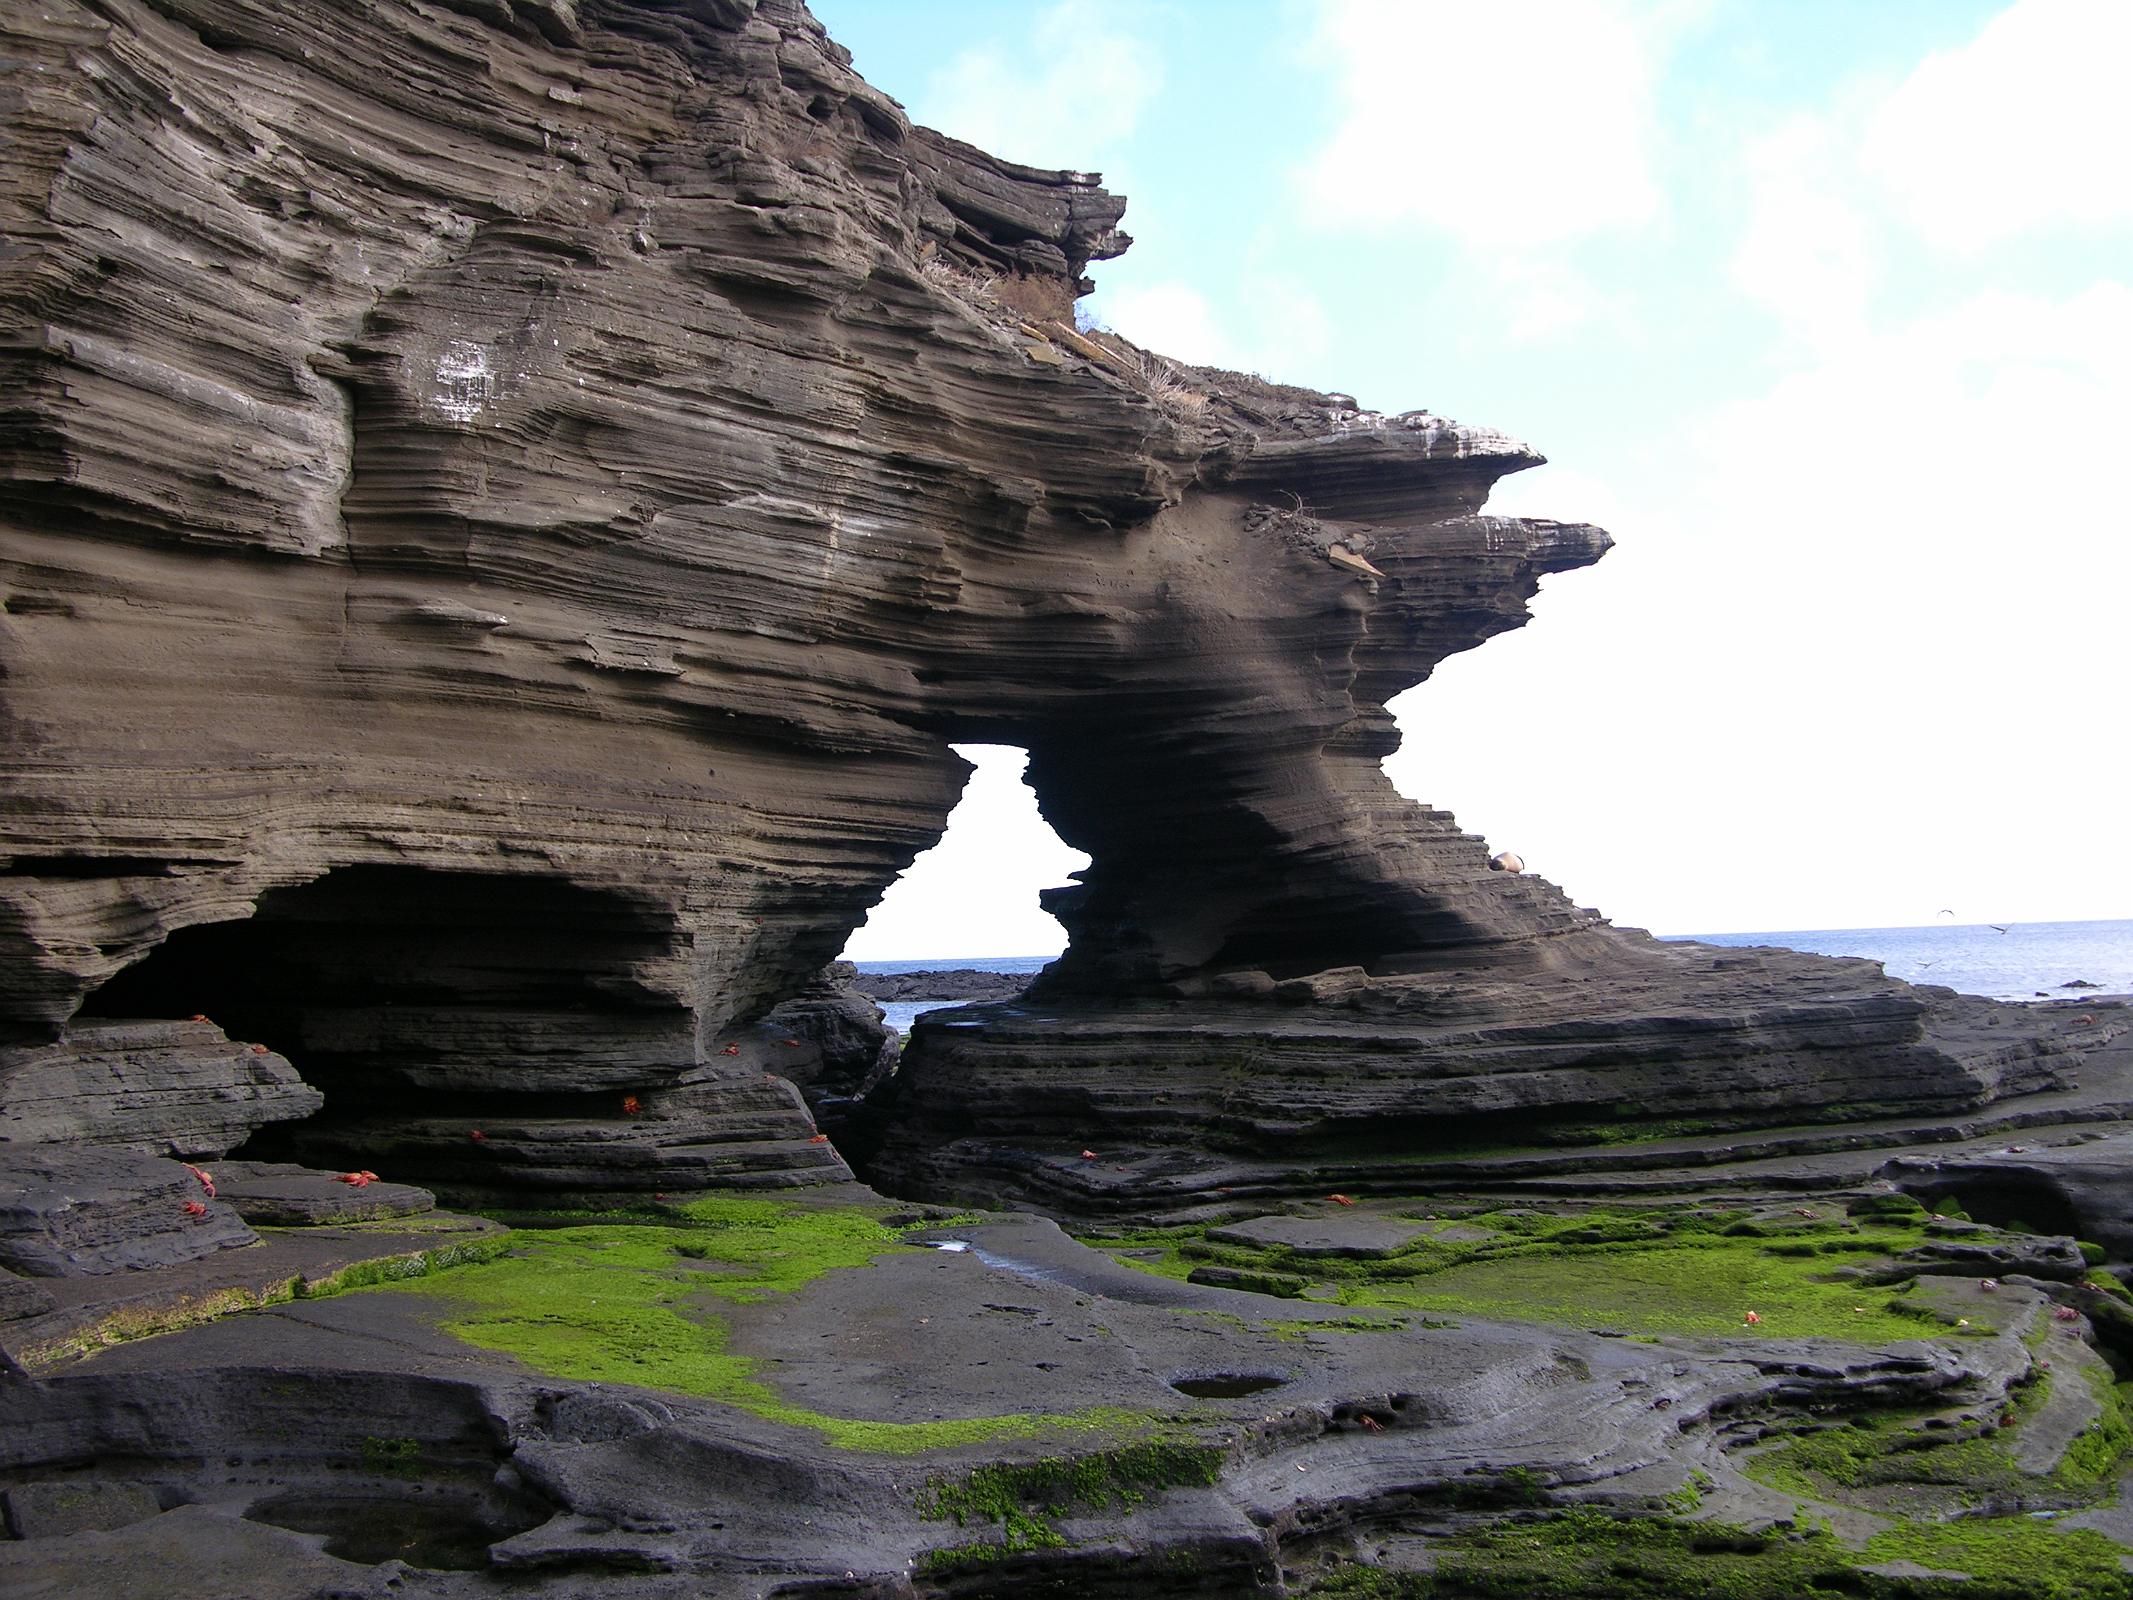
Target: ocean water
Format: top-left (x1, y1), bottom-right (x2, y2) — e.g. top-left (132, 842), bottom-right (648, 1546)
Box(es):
top-left (1667, 918), bottom-right (2133, 1003)
top-left (852, 956), bottom-right (1056, 978)
top-left (852, 956), bottom-right (1054, 1033)
top-left (854, 922), bottom-right (2133, 1028)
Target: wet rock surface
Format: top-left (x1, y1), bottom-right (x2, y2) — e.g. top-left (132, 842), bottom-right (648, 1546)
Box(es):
top-left (0, 0), bottom-right (2107, 1220)
top-left (1888, 1124), bottom-right (2133, 1259)
top-left (1206, 1214), bottom-right (1434, 1259)
top-left (0, 1148), bottom-right (254, 1277)
top-left (209, 1161), bottom-right (436, 1227)
top-left (4, 1181), bottom-right (2128, 1596)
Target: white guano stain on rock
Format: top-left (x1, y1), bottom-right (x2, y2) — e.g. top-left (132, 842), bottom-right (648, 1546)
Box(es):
top-left (432, 340), bottom-right (496, 423)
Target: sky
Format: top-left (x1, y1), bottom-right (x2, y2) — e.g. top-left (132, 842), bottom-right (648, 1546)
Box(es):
top-left (823, 0), bottom-right (2133, 958)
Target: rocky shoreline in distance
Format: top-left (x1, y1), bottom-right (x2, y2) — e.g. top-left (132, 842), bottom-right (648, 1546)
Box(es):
top-left (855, 968), bottom-right (1032, 1002)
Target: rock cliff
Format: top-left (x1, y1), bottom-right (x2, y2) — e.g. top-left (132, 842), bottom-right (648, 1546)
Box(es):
top-left (0, 0), bottom-right (2096, 1220)
top-left (9, 6), bottom-right (2133, 1598)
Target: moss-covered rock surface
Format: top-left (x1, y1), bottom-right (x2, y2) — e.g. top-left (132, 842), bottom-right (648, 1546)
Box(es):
top-left (1308, 1508), bottom-right (2133, 1599)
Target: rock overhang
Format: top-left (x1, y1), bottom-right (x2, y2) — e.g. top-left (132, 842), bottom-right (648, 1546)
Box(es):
top-left (0, 0), bottom-right (2112, 1249)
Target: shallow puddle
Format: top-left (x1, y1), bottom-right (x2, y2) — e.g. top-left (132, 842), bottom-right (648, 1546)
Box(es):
top-left (244, 1489), bottom-right (545, 1570)
top-left (1170, 1373), bottom-right (1286, 1399)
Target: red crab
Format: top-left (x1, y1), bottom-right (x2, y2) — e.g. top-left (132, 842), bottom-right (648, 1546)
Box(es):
top-left (1356, 1415), bottom-right (1383, 1432)
top-left (1080, 1149), bottom-right (1098, 1160)
top-left (249, 1043), bottom-right (270, 1055)
top-left (469, 1129), bottom-right (488, 1142)
top-left (622, 1095), bottom-right (643, 1116)
top-left (183, 1199), bottom-right (208, 1217)
top-left (809, 1133), bottom-right (830, 1144)
top-left (1743, 1310), bottom-right (1762, 1326)
top-left (182, 1163), bottom-right (217, 1198)
top-left (720, 1043), bottom-right (741, 1056)
top-left (781, 1038), bottom-right (802, 1047)
top-left (1329, 1193), bottom-right (1357, 1207)
top-left (336, 1170), bottom-right (379, 1188)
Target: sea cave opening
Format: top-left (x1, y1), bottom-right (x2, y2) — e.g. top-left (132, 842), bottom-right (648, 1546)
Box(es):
top-left (77, 864), bottom-right (695, 1178)
top-left (842, 743), bottom-right (1087, 1024)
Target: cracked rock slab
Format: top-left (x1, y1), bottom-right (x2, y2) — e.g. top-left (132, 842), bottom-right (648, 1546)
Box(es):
top-left (0, 1149), bottom-right (254, 1278)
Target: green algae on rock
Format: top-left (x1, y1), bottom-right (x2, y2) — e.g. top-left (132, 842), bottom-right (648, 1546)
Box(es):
top-left (1308, 1508), bottom-right (2133, 1600)
top-left (917, 1440), bottom-right (1228, 1568)
top-left (361, 1195), bottom-right (1162, 1452)
top-left (1099, 1204), bottom-right (1967, 1342)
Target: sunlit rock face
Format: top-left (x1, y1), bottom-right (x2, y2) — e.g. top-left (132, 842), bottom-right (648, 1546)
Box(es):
top-left (0, 0), bottom-right (2087, 1211)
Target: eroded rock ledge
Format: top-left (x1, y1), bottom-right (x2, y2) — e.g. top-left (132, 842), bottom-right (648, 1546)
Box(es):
top-left (4, 5), bottom-right (2133, 1596)
top-left (1, 0), bottom-right (2105, 1221)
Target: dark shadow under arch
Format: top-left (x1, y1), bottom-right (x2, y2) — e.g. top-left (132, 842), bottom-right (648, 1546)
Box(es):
top-left (81, 864), bottom-right (697, 1170)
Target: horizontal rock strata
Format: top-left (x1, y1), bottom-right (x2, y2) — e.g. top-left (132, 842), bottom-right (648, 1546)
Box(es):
top-left (3, 7), bottom-right (2128, 1594)
top-left (0, 0), bottom-right (2096, 1224)
top-left (1888, 1127), bottom-right (2133, 1258)
top-left (207, 1160), bottom-right (434, 1227)
top-left (873, 952), bottom-right (2097, 1217)
top-left (0, 1149), bottom-right (253, 1277)
top-left (0, 1021), bottom-right (319, 1158)
top-left (1, 1193), bottom-right (2102, 1594)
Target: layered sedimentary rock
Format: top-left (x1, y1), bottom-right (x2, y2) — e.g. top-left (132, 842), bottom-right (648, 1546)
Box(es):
top-left (872, 967), bottom-right (2094, 1216)
top-left (0, 1020), bottom-right (317, 1157)
top-left (0, 1148), bottom-right (254, 1277)
top-left (1890, 1129), bottom-right (2133, 1259)
top-left (0, 0), bottom-right (2100, 1225)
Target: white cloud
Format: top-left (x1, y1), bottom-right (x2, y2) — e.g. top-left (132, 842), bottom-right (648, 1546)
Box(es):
top-left (1729, 115), bottom-right (1875, 350)
top-left (1099, 282), bottom-right (1238, 368)
top-left (1862, 0), bottom-right (2133, 250)
top-left (1492, 258), bottom-right (1619, 344)
top-left (1481, 461), bottom-right (1635, 527)
top-left (915, 1), bottom-right (1157, 168)
top-left (1098, 276), bottom-right (1334, 384)
top-left (843, 746), bottom-right (1090, 961)
top-left (1394, 280), bottom-right (2133, 933)
top-left (1299, 0), bottom-right (1667, 246)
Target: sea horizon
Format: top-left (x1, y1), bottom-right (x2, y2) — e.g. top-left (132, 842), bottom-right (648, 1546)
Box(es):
top-left (852, 916), bottom-right (2133, 1014)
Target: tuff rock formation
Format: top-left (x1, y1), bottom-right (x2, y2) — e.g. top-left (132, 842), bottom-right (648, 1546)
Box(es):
top-left (7, 5), bottom-right (2133, 1597)
top-left (0, 0), bottom-right (2101, 1228)
top-left (855, 968), bottom-right (1026, 1003)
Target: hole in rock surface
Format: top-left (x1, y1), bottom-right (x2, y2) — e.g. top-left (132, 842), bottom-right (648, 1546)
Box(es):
top-left (1914, 1181), bottom-right (2084, 1239)
top-left (80, 864), bottom-right (691, 1172)
top-left (842, 742), bottom-right (1086, 982)
top-left (243, 1487), bottom-right (548, 1571)
top-left (1169, 1373), bottom-right (1288, 1399)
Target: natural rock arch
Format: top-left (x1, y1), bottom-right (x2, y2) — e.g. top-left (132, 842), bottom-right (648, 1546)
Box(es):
top-left (0, 0), bottom-right (2087, 1220)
